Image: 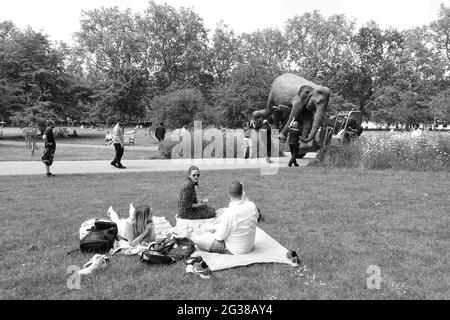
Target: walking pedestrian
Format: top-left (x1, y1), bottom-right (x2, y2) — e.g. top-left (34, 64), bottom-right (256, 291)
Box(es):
top-left (261, 119), bottom-right (273, 163)
top-left (41, 122), bottom-right (56, 177)
top-left (110, 120), bottom-right (126, 169)
top-left (155, 122), bottom-right (166, 143)
top-left (287, 121), bottom-right (300, 167)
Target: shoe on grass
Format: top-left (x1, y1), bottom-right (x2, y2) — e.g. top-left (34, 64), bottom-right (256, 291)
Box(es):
top-left (286, 250), bottom-right (301, 266)
top-left (117, 164), bottom-right (126, 169)
top-left (185, 255), bottom-right (203, 265)
top-left (46, 173), bottom-right (56, 177)
top-left (110, 161), bottom-right (118, 168)
top-left (186, 260), bottom-right (211, 279)
top-left (78, 254), bottom-right (110, 276)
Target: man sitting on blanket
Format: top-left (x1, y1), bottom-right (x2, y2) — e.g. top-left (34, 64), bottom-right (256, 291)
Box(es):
top-left (191, 180), bottom-right (259, 255)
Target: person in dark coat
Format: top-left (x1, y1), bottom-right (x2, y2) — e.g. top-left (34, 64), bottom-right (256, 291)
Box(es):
top-left (41, 123), bottom-right (56, 177)
top-left (287, 121), bottom-right (300, 167)
top-left (155, 122), bottom-right (166, 143)
top-left (178, 166), bottom-right (216, 220)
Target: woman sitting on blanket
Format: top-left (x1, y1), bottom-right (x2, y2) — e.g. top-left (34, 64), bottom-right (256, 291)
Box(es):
top-left (109, 205), bottom-right (155, 246)
top-left (177, 166), bottom-right (216, 220)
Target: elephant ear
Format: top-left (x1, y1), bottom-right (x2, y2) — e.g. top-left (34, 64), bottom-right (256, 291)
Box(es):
top-left (298, 85), bottom-right (314, 107)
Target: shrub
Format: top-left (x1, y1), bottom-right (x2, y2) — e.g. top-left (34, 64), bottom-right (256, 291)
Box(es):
top-left (158, 140), bottom-right (179, 159)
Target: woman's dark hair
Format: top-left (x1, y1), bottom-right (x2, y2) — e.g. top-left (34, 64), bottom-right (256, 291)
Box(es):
top-left (187, 165), bottom-right (199, 178)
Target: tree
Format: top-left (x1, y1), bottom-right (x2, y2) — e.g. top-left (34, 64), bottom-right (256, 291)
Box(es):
top-left (238, 28), bottom-right (289, 69)
top-left (285, 11), bottom-right (356, 82)
top-left (75, 6), bottom-right (149, 123)
top-left (206, 22), bottom-right (241, 85)
top-left (431, 3), bottom-right (450, 67)
top-left (151, 88), bottom-right (213, 128)
top-left (211, 62), bottom-right (281, 127)
top-left (137, 1), bottom-right (210, 94)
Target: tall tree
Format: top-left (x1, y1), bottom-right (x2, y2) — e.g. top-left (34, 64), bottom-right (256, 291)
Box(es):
top-left (75, 6), bottom-right (148, 123)
top-left (285, 11), bottom-right (356, 82)
top-left (137, 1), bottom-right (209, 94)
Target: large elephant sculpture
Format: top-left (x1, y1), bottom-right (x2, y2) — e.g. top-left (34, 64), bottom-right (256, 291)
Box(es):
top-left (253, 73), bottom-right (330, 143)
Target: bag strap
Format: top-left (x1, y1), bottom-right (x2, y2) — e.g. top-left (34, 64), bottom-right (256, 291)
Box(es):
top-left (66, 248), bottom-right (80, 255)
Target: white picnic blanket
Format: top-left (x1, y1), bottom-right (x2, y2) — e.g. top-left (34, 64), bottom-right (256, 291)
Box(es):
top-left (190, 226), bottom-right (298, 271)
top-left (174, 214), bottom-right (297, 271)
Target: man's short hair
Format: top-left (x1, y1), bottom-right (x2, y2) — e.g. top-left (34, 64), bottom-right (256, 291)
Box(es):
top-left (160, 122), bottom-right (164, 126)
top-left (228, 180), bottom-right (243, 198)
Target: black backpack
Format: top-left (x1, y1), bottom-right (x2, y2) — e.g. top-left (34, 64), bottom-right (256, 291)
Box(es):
top-left (140, 237), bottom-right (195, 265)
top-left (80, 221), bottom-right (118, 253)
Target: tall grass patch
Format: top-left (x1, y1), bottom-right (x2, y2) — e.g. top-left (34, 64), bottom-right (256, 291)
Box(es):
top-left (313, 132), bottom-right (450, 171)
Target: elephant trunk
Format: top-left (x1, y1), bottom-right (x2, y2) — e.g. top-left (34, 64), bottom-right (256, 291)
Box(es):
top-left (300, 106), bottom-right (325, 143)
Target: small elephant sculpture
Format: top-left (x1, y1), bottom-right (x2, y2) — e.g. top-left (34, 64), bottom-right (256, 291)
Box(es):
top-left (253, 73), bottom-right (330, 143)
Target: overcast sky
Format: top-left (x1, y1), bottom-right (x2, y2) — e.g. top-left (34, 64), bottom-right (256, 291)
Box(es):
top-left (0, 0), bottom-right (448, 44)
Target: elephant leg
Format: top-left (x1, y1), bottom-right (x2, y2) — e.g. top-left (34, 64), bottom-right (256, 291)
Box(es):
top-left (301, 114), bottom-right (312, 139)
top-left (280, 98), bottom-right (303, 137)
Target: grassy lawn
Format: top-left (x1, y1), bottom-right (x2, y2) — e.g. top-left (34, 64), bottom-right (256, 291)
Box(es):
top-left (0, 144), bottom-right (160, 161)
top-left (0, 167), bottom-right (449, 300)
top-left (0, 126), bottom-right (159, 146)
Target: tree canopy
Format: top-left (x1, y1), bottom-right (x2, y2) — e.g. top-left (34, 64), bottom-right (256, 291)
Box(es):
top-left (1, 1), bottom-right (449, 128)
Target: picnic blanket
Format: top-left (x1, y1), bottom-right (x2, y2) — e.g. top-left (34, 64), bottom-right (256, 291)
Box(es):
top-left (190, 226), bottom-right (298, 271)
top-left (175, 214), bottom-right (298, 271)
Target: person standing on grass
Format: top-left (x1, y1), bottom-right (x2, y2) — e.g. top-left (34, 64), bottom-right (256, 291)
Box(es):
top-left (155, 122), bottom-right (166, 143)
top-left (411, 123), bottom-right (423, 139)
top-left (287, 121), bottom-right (300, 167)
top-left (110, 120), bottom-right (126, 169)
top-left (42, 123), bottom-right (56, 177)
top-left (191, 180), bottom-right (259, 254)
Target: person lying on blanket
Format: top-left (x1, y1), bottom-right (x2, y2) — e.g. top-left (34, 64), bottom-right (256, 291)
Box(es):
top-left (109, 204), bottom-right (155, 246)
top-left (191, 180), bottom-right (259, 255)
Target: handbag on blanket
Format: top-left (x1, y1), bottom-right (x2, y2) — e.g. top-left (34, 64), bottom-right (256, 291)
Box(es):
top-left (140, 237), bottom-right (195, 265)
top-left (140, 250), bottom-right (175, 265)
top-left (80, 221), bottom-right (118, 254)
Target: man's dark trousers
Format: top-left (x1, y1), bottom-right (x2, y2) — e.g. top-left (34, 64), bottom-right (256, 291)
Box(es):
top-left (113, 143), bottom-right (124, 165)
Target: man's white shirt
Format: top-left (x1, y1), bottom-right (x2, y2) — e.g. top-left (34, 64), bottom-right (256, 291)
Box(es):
top-left (213, 198), bottom-right (259, 254)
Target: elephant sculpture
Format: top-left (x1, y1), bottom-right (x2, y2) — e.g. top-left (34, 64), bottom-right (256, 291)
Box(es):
top-left (253, 73), bottom-right (330, 143)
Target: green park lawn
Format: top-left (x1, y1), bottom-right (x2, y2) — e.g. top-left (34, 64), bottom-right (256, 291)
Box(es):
top-left (0, 143), bottom-right (160, 161)
top-left (0, 126), bottom-right (161, 161)
top-left (0, 168), bottom-right (449, 300)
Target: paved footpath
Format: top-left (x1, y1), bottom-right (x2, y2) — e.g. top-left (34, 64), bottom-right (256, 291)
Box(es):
top-left (0, 154), bottom-right (316, 176)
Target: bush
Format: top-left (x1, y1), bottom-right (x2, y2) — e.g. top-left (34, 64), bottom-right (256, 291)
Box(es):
top-left (158, 140), bottom-right (179, 159)
top-left (311, 132), bottom-right (450, 172)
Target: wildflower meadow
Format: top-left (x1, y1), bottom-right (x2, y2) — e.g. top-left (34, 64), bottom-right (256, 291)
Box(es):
top-left (314, 131), bottom-right (450, 172)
